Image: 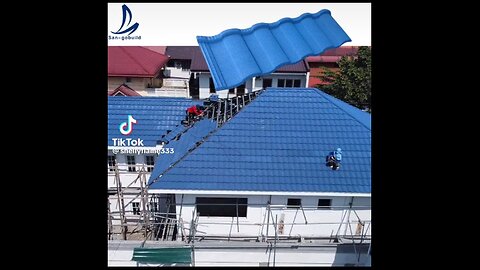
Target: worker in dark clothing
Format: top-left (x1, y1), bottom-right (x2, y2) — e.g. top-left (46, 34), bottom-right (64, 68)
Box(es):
top-left (183, 105), bottom-right (205, 125)
top-left (326, 148), bottom-right (342, 170)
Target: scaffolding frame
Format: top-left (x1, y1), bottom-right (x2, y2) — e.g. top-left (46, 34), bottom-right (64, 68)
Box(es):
top-left (108, 167), bottom-right (371, 240)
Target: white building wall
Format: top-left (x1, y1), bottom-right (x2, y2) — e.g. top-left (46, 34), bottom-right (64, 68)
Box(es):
top-left (143, 87), bottom-right (189, 98)
top-left (108, 240), bottom-right (371, 267)
top-left (198, 73), bottom-right (211, 99)
top-left (198, 73), bottom-right (308, 99)
top-left (164, 67), bottom-right (190, 79)
top-left (193, 246), bottom-right (370, 267)
top-left (175, 194), bottom-right (370, 239)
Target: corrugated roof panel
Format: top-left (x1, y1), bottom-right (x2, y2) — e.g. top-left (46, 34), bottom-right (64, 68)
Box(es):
top-left (197, 10), bottom-right (350, 90)
top-left (149, 88), bottom-right (370, 193)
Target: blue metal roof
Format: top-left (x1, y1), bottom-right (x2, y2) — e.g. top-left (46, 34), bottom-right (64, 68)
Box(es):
top-left (149, 88), bottom-right (371, 194)
top-left (197, 9), bottom-right (351, 90)
top-left (150, 118), bottom-right (217, 179)
top-left (108, 97), bottom-right (203, 147)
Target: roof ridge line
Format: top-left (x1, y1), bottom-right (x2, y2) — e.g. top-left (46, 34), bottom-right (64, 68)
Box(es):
top-left (313, 89), bottom-right (371, 130)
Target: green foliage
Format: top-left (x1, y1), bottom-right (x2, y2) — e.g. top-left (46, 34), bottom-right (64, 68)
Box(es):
top-left (319, 46), bottom-right (371, 112)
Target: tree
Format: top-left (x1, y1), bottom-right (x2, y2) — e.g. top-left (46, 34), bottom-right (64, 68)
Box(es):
top-left (319, 46), bottom-right (371, 112)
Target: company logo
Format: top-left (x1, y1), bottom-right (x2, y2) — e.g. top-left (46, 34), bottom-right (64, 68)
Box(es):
top-left (109, 4), bottom-right (141, 41)
top-left (119, 115), bottom-right (137, 135)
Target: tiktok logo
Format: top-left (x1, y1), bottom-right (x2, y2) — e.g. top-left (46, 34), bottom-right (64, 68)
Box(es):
top-left (119, 115), bottom-right (137, 135)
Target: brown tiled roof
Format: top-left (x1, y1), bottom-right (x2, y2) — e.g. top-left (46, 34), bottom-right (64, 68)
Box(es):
top-left (108, 84), bottom-right (141, 96)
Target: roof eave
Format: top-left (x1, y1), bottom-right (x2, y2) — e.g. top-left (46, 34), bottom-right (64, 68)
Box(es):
top-left (108, 74), bottom-right (155, 78)
top-left (148, 189), bottom-right (371, 197)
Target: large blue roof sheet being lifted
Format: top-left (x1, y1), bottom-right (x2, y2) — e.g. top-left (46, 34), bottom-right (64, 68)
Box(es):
top-left (197, 9), bottom-right (351, 90)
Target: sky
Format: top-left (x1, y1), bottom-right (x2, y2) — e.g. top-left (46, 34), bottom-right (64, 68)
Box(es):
top-left (108, 3), bottom-right (371, 46)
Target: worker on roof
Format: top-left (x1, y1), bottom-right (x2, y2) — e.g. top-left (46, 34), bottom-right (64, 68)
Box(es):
top-left (326, 148), bottom-right (342, 170)
top-left (183, 105), bottom-right (205, 125)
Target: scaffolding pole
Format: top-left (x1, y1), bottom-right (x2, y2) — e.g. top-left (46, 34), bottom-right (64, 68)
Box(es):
top-left (114, 164), bottom-right (127, 240)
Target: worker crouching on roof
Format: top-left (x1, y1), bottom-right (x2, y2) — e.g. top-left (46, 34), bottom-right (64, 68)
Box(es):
top-left (326, 148), bottom-right (342, 170)
top-left (184, 105), bottom-right (205, 125)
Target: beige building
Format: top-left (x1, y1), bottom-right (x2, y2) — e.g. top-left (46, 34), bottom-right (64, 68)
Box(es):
top-left (108, 46), bottom-right (169, 96)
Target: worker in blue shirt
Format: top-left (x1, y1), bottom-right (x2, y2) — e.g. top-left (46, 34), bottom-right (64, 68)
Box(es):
top-left (326, 148), bottom-right (342, 170)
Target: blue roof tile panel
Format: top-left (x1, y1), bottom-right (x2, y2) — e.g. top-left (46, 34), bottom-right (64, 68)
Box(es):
top-left (149, 88), bottom-right (371, 194)
top-left (108, 97), bottom-right (202, 147)
top-left (197, 10), bottom-right (351, 90)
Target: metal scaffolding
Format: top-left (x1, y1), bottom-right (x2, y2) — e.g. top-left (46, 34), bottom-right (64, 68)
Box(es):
top-left (108, 166), bottom-right (371, 266)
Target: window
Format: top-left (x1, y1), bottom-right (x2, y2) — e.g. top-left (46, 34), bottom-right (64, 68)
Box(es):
top-left (108, 155), bottom-right (116, 171)
top-left (237, 84), bottom-right (245, 95)
top-left (174, 61), bottom-right (182, 69)
top-left (286, 79), bottom-right (293, 87)
top-left (145, 155), bottom-right (155, 172)
top-left (293, 79), bottom-right (301, 87)
top-left (287, 198), bottom-right (302, 209)
top-left (262, 78), bottom-right (272, 88)
top-left (196, 197), bottom-right (248, 217)
top-left (209, 77), bottom-right (215, 93)
top-left (182, 60), bottom-right (191, 71)
top-left (277, 79), bottom-right (300, 88)
top-left (132, 202), bottom-right (140, 215)
top-left (229, 88), bottom-right (235, 94)
top-left (149, 202), bottom-right (158, 212)
top-left (317, 199), bottom-right (332, 210)
top-left (127, 155), bottom-right (136, 172)
top-left (126, 77), bottom-right (132, 83)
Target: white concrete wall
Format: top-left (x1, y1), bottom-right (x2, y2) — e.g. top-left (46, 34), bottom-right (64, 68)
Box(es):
top-left (163, 79), bottom-right (187, 88)
top-left (194, 246), bottom-right (370, 267)
top-left (108, 240), bottom-right (371, 267)
top-left (143, 87), bottom-right (189, 98)
top-left (165, 67), bottom-right (190, 79)
top-left (198, 73), bottom-right (211, 99)
top-left (175, 194), bottom-right (371, 239)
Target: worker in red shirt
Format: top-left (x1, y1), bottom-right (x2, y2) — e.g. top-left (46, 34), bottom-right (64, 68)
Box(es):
top-left (184, 105), bottom-right (205, 124)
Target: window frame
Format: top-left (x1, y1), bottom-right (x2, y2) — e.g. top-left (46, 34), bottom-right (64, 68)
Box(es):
top-left (196, 197), bottom-right (248, 217)
top-left (262, 78), bottom-right (272, 88)
top-left (317, 199), bottom-right (332, 210)
top-left (132, 202), bottom-right (141, 215)
top-left (126, 155), bottom-right (136, 172)
top-left (108, 155), bottom-right (116, 172)
top-left (285, 79), bottom-right (293, 87)
top-left (293, 79), bottom-right (301, 87)
top-left (287, 198), bottom-right (302, 209)
top-left (145, 155), bottom-right (155, 172)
